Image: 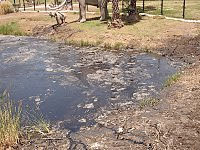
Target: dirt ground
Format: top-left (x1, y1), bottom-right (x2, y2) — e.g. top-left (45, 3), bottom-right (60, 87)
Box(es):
top-left (0, 12), bottom-right (200, 149)
top-left (71, 64), bottom-right (200, 150)
top-left (1, 12), bottom-right (200, 62)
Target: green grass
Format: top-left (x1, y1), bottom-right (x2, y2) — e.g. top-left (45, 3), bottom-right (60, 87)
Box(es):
top-left (0, 91), bottom-right (22, 148)
top-left (23, 104), bottom-right (50, 138)
top-left (103, 42), bottom-right (112, 49)
top-left (0, 22), bottom-right (26, 36)
top-left (139, 98), bottom-right (160, 109)
top-left (0, 90), bottom-right (50, 148)
top-left (137, 0), bottom-right (200, 20)
top-left (113, 42), bottom-right (124, 50)
top-left (164, 72), bottom-right (181, 87)
top-left (65, 39), bottom-right (99, 47)
top-left (78, 20), bottom-right (105, 31)
top-left (64, 39), bottom-right (126, 50)
top-left (23, 116), bottom-right (50, 139)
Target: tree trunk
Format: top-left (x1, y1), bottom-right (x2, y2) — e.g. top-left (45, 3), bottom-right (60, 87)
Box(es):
top-left (109, 0), bottom-right (123, 28)
top-left (126, 0), bottom-right (140, 23)
top-left (112, 0), bottom-right (120, 21)
top-left (129, 0), bottom-right (137, 16)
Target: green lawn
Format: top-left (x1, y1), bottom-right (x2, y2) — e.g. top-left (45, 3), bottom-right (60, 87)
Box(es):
top-left (105, 0), bottom-right (200, 20)
top-left (137, 0), bottom-right (200, 20)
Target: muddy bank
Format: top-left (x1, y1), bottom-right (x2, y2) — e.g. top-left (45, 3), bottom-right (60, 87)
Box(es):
top-left (71, 65), bottom-right (200, 150)
top-left (0, 35), bottom-right (182, 129)
top-left (32, 19), bottom-right (200, 65)
top-left (0, 35), bottom-right (186, 149)
top-left (17, 66), bottom-right (200, 150)
top-left (0, 13), bottom-right (199, 64)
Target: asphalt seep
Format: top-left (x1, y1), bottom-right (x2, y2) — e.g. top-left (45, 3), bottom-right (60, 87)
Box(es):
top-left (0, 35), bottom-right (185, 149)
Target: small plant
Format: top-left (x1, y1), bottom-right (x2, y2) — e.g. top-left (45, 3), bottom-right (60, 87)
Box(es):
top-left (139, 98), bottom-right (160, 109)
top-left (0, 22), bottom-right (25, 36)
top-left (80, 40), bottom-right (90, 47)
top-left (65, 39), bottom-right (98, 47)
top-left (164, 72), bottom-right (181, 87)
top-left (95, 40), bottom-right (102, 46)
top-left (113, 42), bottom-right (124, 50)
top-left (31, 117), bottom-right (50, 135)
top-left (103, 42), bottom-right (112, 50)
top-left (0, 90), bottom-right (22, 148)
top-left (0, 1), bottom-right (14, 15)
top-left (23, 105), bottom-right (50, 137)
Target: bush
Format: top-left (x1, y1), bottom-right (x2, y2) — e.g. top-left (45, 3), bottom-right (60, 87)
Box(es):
top-left (0, 91), bottom-right (22, 148)
top-left (0, 1), bottom-right (14, 15)
top-left (0, 22), bottom-right (25, 36)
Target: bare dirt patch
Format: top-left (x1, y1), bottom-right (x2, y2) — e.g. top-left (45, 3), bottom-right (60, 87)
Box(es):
top-left (1, 13), bottom-right (199, 59)
top-left (72, 65), bottom-right (200, 150)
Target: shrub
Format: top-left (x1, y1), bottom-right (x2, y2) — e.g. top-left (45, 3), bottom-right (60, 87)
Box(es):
top-left (0, 1), bottom-right (14, 15)
top-left (0, 22), bottom-right (25, 36)
top-left (0, 91), bottom-right (22, 148)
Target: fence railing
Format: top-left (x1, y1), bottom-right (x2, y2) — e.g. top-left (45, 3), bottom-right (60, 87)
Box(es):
top-left (12, 0), bottom-right (199, 20)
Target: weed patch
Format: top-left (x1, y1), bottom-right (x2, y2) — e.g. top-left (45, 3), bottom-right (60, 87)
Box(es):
top-left (139, 98), bottom-right (160, 109)
top-left (0, 91), bottom-right (22, 148)
top-left (165, 72), bottom-right (181, 87)
top-left (0, 1), bottom-right (14, 15)
top-left (0, 22), bottom-right (26, 36)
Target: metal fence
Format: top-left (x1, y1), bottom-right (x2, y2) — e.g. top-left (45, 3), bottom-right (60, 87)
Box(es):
top-left (12, 0), bottom-right (199, 20)
top-left (137, 0), bottom-right (200, 20)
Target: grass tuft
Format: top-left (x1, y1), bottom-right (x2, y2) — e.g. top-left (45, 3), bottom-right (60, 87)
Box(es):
top-left (139, 98), bottom-right (160, 109)
top-left (23, 104), bottom-right (50, 138)
top-left (0, 22), bottom-right (26, 36)
top-left (164, 72), bottom-right (181, 87)
top-left (0, 1), bottom-right (14, 15)
top-left (103, 42), bottom-right (112, 50)
top-left (0, 90), bottom-right (22, 148)
top-left (113, 42), bottom-right (124, 50)
top-left (65, 39), bottom-right (102, 47)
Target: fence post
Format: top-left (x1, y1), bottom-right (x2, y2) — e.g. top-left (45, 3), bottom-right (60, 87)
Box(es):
top-left (183, 0), bottom-right (186, 18)
top-left (161, 0), bottom-right (163, 15)
top-left (45, 0), bottom-right (47, 11)
top-left (143, 0), bottom-right (145, 12)
top-left (23, 0), bottom-right (25, 11)
top-left (122, 0), bottom-right (124, 11)
top-left (71, 0), bottom-right (73, 10)
top-left (86, 5), bottom-right (88, 11)
top-left (33, 0), bottom-right (36, 11)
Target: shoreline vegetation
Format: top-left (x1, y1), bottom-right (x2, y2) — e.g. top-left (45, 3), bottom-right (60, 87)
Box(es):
top-left (0, 12), bottom-right (199, 62)
top-left (0, 90), bottom-right (50, 149)
top-left (0, 91), bottom-right (21, 148)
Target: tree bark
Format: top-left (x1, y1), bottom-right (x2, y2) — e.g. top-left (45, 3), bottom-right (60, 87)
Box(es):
top-left (109, 0), bottom-right (123, 28)
top-left (129, 0), bottom-right (137, 16)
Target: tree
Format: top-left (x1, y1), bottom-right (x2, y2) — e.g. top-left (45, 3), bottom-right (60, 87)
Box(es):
top-left (109, 0), bottom-right (124, 28)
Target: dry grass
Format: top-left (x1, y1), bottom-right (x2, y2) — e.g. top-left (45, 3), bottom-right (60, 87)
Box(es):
top-left (0, 91), bottom-right (22, 148)
top-left (0, 90), bottom-right (50, 149)
top-left (0, 22), bottom-right (26, 36)
top-left (0, 12), bottom-right (199, 52)
top-left (0, 1), bottom-right (14, 15)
